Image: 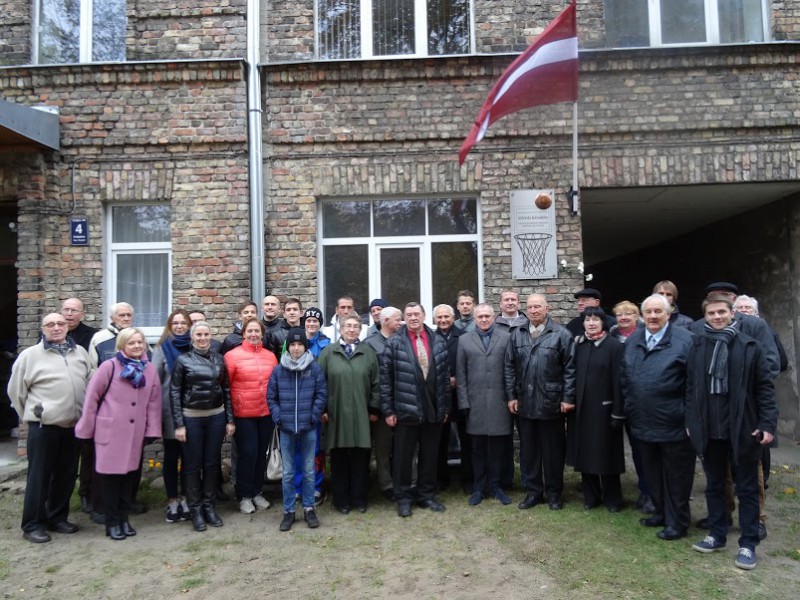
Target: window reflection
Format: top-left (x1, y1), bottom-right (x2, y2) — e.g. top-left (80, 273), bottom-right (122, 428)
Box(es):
top-left (323, 245), bottom-right (369, 322)
top-left (374, 200), bottom-right (425, 236)
top-left (322, 201), bottom-right (371, 238)
top-left (428, 198), bottom-right (477, 235)
top-left (112, 205), bottom-right (171, 243)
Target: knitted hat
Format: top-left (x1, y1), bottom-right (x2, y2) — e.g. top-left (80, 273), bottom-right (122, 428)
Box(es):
top-left (369, 298), bottom-right (389, 309)
top-left (302, 307), bottom-right (323, 325)
top-left (286, 327), bottom-right (308, 349)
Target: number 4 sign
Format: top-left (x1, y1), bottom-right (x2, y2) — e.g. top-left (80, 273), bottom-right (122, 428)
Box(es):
top-left (70, 217), bottom-right (89, 246)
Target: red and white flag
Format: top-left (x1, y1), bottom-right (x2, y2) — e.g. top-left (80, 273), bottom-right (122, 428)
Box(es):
top-left (458, 1), bottom-right (578, 165)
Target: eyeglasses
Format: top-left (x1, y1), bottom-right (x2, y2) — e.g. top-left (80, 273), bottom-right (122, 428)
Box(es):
top-left (43, 321), bottom-right (67, 328)
top-left (171, 320), bottom-right (189, 326)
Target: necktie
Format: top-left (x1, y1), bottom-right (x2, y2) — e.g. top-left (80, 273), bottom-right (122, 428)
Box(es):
top-left (481, 333), bottom-right (490, 351)
top-left (647, 335), bottom-right (656, 350)
top-left (344, 344), bottom-right (353, 357)
top-left (415, 333), bottom-right (429, 378)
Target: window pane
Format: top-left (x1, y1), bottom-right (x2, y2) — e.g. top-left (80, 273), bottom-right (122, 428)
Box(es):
top-left (38, 0), bottom-right (80, 63)
top-left (373, 0), bottom-right (415, 55)
top-left (428, 198), bottom-right (477, 235)
top-left (380, 247), bottom-right (420, 308)
top-left (322, 201), bottom-right (371, 238)
top-left (319, 0), bottom-right (361, 59)
top-left (428, 0), bottom-right (470, 55)
top-left (116, 254), bottom-right (169, 327)
top-left (431, 242), bottom-right (478, 309)
top-left (719, 0), bottom-right (764, 43)
top-left (604, 0), bottom-right (649, 47)
top-left (323, 245), bottom-right (369, 323)
top-left (374, 200), bottom-right (425, 236)
top-left (93, 0), bottom-right (126, 61)
top-left (112, 205), bottom-right (171, 243)
top-left (660, 0), bottom-right (706, 44)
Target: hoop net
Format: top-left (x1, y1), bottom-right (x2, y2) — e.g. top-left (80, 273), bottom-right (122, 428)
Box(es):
top-left (514, 233), bottom-right (552, 276)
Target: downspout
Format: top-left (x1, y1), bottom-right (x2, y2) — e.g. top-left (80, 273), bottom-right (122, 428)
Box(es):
top-left (247, 0), bottom-right (265, 305)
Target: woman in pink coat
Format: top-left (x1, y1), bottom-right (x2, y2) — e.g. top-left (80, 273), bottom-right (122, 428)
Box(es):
top-left (76, 328), bottom-right (162, 540)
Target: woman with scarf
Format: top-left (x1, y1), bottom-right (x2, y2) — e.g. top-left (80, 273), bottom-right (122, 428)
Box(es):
top-left (152, 308), bottom-right (193, 523)
top-left (268, 328), bottom-right (327, 531)
top-left (224, 317), bottom-right (277, 515)
top-left (567, 307), bottom-right (626, 512)
top-left (76, 328), bottom-right (162, 540)
top-left (171, 322), bottom-right (234, 532)
top-left (686, 294), bottom-right (777, 570)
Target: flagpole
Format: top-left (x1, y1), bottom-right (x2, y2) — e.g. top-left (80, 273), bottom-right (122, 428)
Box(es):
top-left (570, 101), bottom-right (579, 216)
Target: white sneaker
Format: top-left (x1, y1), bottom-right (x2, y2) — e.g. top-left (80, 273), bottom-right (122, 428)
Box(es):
top-left (252, 494), bottom-right (271, 510)
top-left (239, 498), bottom-right (256, 514)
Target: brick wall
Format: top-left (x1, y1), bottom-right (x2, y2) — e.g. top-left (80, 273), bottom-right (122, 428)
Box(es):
top-left (0, 0), bottom-right (31, 66)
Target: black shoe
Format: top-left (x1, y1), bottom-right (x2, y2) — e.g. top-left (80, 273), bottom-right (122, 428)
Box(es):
top-left (90, 511), bottom-right (106, 525)
top-left (518, 494), bottom-right (544, 510)
top-left (121, 521), bottom-right (137, 537)
top-left (417, 498), bottom-right (446, 512)
top-left (634, 493), bottom-right (648, 510)
top-left (203, 506), bottom-right (223, 527)
top-left (304, 509), bottom-right (320, 528)
top-left (548, 497), bottom-right (564, 511)
top-left (758, 523), bottom-right (767, 541)
top-left (657, 526), bottom-right (687, 541)
top-left (336, 506), bottom-right (350, 515)
top-left (492, 490), bottom-right (512, 505)
top-left (23, 528), bottom-right (51, 544)
top-left (105, 525), bottom-right (126, 541)
top-left (468, 492), bottom-right (483, 506)
top-left (80, 496), bottom-right (92, 514)
top-left (354, 505), bottom-right (367, 514)
top-left (641, 498), bottom-right (656, 514)
top-left (584, 501), bottom-right (602, 510)
top-left (640, 516), bottom-right (665, 528)
top-left (190, 510), bottom-right (207, 532)
top-left (279, 512), bottom-right (295, 532)
top-left (48, 521), bottom-right (79, 534)
top-left (397, 501), bottom-right (412, 517)
top-left (129, 502), bottom-right (147, 515)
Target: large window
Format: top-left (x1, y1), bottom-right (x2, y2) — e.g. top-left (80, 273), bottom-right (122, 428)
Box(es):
top-left (35, 0), bottom-right (126, 64)
top-left (319, 197), bottom-right (480, 325)
top-left (317, 0), bottom-right (472, 59)
top-left (604, 0), bottom-right (768, 48)
top-left (107, 204), bottom-right (172, 338)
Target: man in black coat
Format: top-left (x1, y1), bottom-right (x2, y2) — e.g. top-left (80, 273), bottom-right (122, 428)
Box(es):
top-left (381, 303), bottom-right (450, 518)
top-left (566, 288), bottom-right (616, 337)
top-left (686, 295), bottom-right (777, 570)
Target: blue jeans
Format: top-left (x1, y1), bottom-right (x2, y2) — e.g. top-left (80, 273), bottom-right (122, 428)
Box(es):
top-left (234, 415), bottom-right (274, 500)
top-left (182, 412), bottom-right (226, 509)
top-left (280, 428), bottom-right (316, 513)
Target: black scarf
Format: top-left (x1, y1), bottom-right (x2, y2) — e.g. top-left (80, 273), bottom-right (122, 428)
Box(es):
top-left (703, 323), bottom-right (738, 395)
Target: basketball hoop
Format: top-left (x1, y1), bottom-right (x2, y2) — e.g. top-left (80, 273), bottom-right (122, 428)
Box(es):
top-left (514, 233), bottom-right (552, 276)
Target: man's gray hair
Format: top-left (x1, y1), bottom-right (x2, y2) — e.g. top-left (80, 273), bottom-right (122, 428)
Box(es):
top-left (432, 304), bottom-right (455, 317)
top-left (474, 302), bottom-right (495, 314)
top-left (380, 306), bottom-right (401, 321)
top-left (640, 294), bottom-right (670, 313)
top-left (109, 302), bottom-right (134, 318)
top-left (734, 294), bottom-right (759, 317)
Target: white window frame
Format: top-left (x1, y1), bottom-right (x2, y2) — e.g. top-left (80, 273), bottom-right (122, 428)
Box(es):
top-left (316, 0), bottom-right (476, 60)
top-left (105, 204), bottom-right (172, 342)
top-left (317, 196), bottom-right (483, 327)
top-left (647, 0), bottom-right (770, 47)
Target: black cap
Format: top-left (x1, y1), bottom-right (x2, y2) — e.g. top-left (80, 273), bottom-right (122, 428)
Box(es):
top-left (286, 327), bottom-right (308, 349)
top-left (369, 298), bottom-right (388, 309)
top-left (704, 282), bottom-right (739, 295)
top-left (301, 307), bottom-right (323, 325)
top-left (574, 288), bottom-right (602, 300)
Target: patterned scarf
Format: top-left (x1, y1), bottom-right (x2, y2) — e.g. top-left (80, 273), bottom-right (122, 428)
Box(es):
top-left (703, 323), bottom-right (738, 395)
top-left (116, 351), bottom-right (148, 389)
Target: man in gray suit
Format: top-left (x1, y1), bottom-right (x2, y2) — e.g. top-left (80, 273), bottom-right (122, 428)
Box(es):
top-left (456, 303), bottom-right (513, 506)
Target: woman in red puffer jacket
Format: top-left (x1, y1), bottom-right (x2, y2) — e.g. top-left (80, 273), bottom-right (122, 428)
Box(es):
top-left (224, 317), bottom-right (277, 514)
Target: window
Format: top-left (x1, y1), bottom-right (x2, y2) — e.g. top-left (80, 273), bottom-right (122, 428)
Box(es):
top-left (35, 0), bottom-right (126, 64)
top-left (317, 0), bottom-right (472, 59)
top-left (107, 204), bottom-right (172, 338)
top-left (604, 0), bottom-right (768, 48)
top-left (319, 197), bottom-right (480, 325)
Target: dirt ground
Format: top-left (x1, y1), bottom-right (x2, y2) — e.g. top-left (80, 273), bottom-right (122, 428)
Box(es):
top-left (0, 441), bottom-right (798, 600)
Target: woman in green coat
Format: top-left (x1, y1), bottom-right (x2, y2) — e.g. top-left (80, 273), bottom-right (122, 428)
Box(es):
top-left (318, 314), bottom-right (380, 514)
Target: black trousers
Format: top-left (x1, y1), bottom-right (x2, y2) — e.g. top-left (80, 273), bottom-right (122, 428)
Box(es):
top-left (640, 439), bottom-right (695, 532)
top-left (471, 434), bottom-right (506, 495)
top-left (518, 416), bottom-right (566, 500)
top-left (21, 423), bottom-right (79, 532)
top-left (99, 471), bottom-right (137, 527)
top-left (329, 447), bottom-right (370, 510)
top-left (581, 473), bottom-right (622, 508)
top-left (78, 439), bottom-right (94, 498)
top-left (393, 422), bottom-right (442, 502)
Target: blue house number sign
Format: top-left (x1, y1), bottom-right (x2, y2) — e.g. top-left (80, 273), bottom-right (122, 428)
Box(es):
top-left (70, 217), bottom-right (89, 246)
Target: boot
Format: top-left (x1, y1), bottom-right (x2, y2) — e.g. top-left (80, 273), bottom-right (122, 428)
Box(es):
top-left (106, 524), bottom-right (126, 540)
top-left (203, 467), bottom-right (223, 527)
top-left (186, 471), bottom-right (206, 531)
top-left (190, 509), bottom-right (207, 532)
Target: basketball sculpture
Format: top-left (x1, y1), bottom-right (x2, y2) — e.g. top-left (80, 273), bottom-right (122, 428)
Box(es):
top-left (534, 193), bottom-right (552, 210)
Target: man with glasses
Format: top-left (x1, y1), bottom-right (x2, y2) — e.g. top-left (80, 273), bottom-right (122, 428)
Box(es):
top-left (8, 313), bottom-right (92, 543)
top-left (61, 298), bottom-right (97, 352)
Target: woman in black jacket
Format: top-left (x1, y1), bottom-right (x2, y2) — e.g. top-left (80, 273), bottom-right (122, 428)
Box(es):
top-left (171, 322), bottom-right (234, 532)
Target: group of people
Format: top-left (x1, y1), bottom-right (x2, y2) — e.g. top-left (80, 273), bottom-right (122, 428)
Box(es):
top-left (7, 281), bottom-right (780, 571)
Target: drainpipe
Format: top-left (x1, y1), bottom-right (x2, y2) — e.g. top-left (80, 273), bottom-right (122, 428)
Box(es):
top-left (246, 0), bottom-right (265, 305)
